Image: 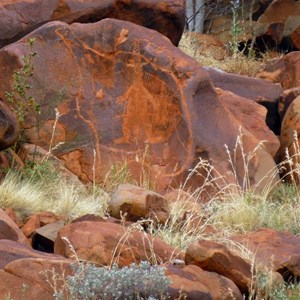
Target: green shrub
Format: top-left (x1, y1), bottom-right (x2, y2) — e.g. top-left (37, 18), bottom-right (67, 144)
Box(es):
top-left (54, 261), bottom-right (170, 300)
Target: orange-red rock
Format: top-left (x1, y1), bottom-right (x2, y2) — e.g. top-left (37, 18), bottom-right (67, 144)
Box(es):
top-left (0, 209), bottom-right (29, 245)
top-left (166, 264), bottom-right (243, 300)
top-left (0, 270), bottom-right (54, 300)
top-left (233, 228), bottom-right (300, 281)
top-left (22, 211), bottom-right (61, 238)
top-left (217, 88), bottom-right (279, 156)
top-left (0, 257), bottom-right (72, 300)
top-left (4, 207), bottom-right (22, 228)
top-left (258, 51), bottom-right (300, 89)
top-left (291, 26), bottom-right (300, 50)
top-left (0, 19), bottom-right (279, 191)
top-left (275, 95), bottom-right (300, 181)
top-left (185, 240), bottom-right (252, 295)
top-left (4, 257), bottom-right (72, 291)
top-left (54, 221), bottom-right (182, 266)
top-left (279, 87), bottom-right (300, 121)
top-left (0, 0), bottom-right (185, 48)
top-left (0, 100), bottom-right (19, 150)
top-left (258, 0), bottom-right (300, 41)
top-left (0, 239), bottom-right (66, 269)
top-left (109, 184), bottom-right (169, 223)
top-left (207, 67), bottom-right (283, 135)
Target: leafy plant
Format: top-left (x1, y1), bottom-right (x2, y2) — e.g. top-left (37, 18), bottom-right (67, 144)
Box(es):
top-left (229, 0), bottom-right (243, 58)
top-left (53, 261), bottom-right (170, 300)
top-left (5, 38), bottom-right (40, 125)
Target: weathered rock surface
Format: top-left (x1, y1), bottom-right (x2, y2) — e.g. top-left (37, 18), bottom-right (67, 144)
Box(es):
top-left (22, 211), bottom-right (61, 238)
top-left (0, 99), bottom-right (19, 150)
top-left (217, 88), bottom-right (280, 156)
top-left (54, 221), bottom-right (182, 266)
top-left (233, 228), bottom-right (300, 281)
top-left (275, 95), bottom-right (300, 181)
top-left (185, 240), bottom-right (252, 295)
top-left (257, 51), bottom-right (300, 89)
top-left (0, 0), bottom-right (185, 48)
top-left (4, 207), bottom-right (22, 227)
top-left (0, 239), bottom-right (66, 269)
top-left (279, 87), bottom-right (300, 121)
top-left (0, 270), bottom-right (54, 300)
top-left (109, 184), bottom-right (169, 223)
top-left (0, 209), bottom-right (29, 245)
top-left (257, 0), bottom-right (300, 50)
top-left (0, 257), bottom-right (72, 300)
top-left (32, 220), bottom-right (65, 253)
top-left (207, 67), bottom-right (283, 135)
top-left (0, 19), bottom-right (279, 191)
top-left (166, 264), bottom-right (243, 300)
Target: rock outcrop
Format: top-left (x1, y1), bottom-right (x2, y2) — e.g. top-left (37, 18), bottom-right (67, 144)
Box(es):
top-left (233, 228), bottom-right (300, 282)
top-left (109, 184), bottom-right (170, 223)
top-left (166, 264), bottom-right (243, 300)
top-left (54, 221), bottom-right (183, 266)
top-left (185, 239), bottom-right (252, 295)
top-left (0, 0), bottom-right (185, 48)
top-left (0, 19), bottom-right (279, 191)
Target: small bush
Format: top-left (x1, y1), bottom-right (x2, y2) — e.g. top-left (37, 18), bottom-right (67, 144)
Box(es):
top-left (54, 261), bottom-right (170, 300)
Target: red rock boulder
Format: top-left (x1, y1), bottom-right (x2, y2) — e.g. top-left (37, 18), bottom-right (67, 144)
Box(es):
top-left (0, 19), bottom-right (279, 191)
top-left (0, 257), bottom-right (72, 300)
top-left (185, 239), bottom-right (252, 295)
top-left (109, 184), bottom-right (169, 223)
top-left (257, 51), bottom-right (300, 89)
top-left (54, 221), bottom-right (182, 266)
top-left (275, 95), bottom-right (300, 181)
top-left (0, 239), bottom-right (66, 269)
top-left (207, 67), bottom-right (283, 135)
top-left (233, 228), bottom-right (300, 281)
top-left (0, 209), bottom-right (29, 245)
top-left (257, 0), bottom-right (300, 50)
top-left (166, 264), bottom-right (243, 300)
top-left (0, 0), bottom-right (185, 48)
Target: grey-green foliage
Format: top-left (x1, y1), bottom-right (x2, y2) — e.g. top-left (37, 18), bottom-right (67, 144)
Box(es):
top-left (229, 0), bottom-right (243, 58)
top-left (253, 271), bottom-right (300, 300)
top-left (54, 261), bottom-right (171, 300)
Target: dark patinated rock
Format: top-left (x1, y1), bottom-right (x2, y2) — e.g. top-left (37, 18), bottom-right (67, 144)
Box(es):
top-left (0, 19), bottom-right (278, 191)
top-left (0, 0), bottom-right (185, 48)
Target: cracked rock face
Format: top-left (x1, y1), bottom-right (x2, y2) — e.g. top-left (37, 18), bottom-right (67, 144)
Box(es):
top-left (0, 0), bottom-right (185, 48)
top-left (0, 19), bottom-right (278, 190)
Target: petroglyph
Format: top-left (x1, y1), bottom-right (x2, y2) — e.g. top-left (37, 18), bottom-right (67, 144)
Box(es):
top-left (115, 40), bottom-right (182, 144)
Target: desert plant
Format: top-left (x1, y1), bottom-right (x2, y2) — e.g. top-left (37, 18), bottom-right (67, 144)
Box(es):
top-left (53, 261), bottom-right (170, 300)
top-left (248, 268), bottom-right (300, 300)
top-left (5, 38), bottom-right (40, 125)
top-left (229, 0), bottom-right (243, 58)
top-left (0, 168), bottom-right (108, 222)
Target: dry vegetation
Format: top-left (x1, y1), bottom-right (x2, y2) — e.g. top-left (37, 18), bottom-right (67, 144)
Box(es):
top-left (178, 32), bottom-right (284, 78)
